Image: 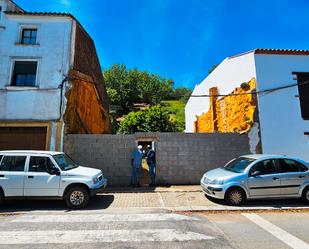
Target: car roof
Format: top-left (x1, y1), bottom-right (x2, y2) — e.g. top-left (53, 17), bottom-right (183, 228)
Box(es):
top-left (241, 154), bottom-right (305, 161)
top-left (0, 150), bottom-right (63, 156)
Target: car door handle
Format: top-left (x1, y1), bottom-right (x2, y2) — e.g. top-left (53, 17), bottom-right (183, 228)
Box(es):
top-left (299, 175), bottom-right (306, 178)
top-left (272, 177), bottom-right (279, 180)
top-left (0, 175), bottom-right (4, 178)
top-left (28, 176), bottom-right (34, 179)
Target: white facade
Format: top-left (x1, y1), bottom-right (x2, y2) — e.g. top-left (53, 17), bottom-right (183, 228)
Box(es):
top-left (255, 54), bottom-right (309, 161)
top-left (0, 0), bottom-right (75, 151)
top-left (0, 1), bottom-right (73, 121)
top-left (185, 50), bottom-right (309, 161)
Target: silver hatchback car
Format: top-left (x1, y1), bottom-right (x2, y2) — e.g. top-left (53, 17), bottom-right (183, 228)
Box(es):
top-left (201, 154), bottom-right (309, 205)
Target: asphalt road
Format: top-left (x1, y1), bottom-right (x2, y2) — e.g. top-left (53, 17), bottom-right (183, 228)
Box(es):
top-left (0, 208), bottom-right (309, 249)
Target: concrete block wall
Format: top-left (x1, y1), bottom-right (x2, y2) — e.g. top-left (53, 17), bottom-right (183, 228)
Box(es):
top-left (64, 133), bottom-right (250, 186)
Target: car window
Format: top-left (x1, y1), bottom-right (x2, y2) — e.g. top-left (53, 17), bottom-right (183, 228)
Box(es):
top-left (279, 159), bottom-right (308, 173)
top-left (224, 157), bottom-right (255, 173)
top-left (250, 159), bottom-right (277, 176)
top-left (52, 154), bottom-right (78, 171)
top-left (29, 156), bottom-right (56, 173)
top-left (0, 156), bottom-right (26, 172)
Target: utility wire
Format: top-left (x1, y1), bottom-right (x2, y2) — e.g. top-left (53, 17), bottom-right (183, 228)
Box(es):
top-left (190, 80), bottom-right (309, 98)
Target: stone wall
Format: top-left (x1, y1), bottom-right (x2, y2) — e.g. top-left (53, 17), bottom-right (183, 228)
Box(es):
top-left (64, 132), bottom-right (251, 186)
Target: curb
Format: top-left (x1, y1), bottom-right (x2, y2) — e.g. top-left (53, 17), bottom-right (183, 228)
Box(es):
top-left (1, 206), bottom-right (308, 216)
top-left (104, 188), bottom-right (203, 194)
top-left (170, 206), bottom-right (309, 213)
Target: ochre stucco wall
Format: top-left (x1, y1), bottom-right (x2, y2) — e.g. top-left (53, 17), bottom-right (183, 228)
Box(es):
top-left (195, 78), bottom-right (257, 133)
top-left (64, 70), bottom-right (110, 134)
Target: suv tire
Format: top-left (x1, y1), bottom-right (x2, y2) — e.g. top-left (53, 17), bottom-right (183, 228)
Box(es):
top-left (64, 186), bottom-right (90, 209)
top-left (302, 187), bottom-right (309, 203)
top-left (225, 187), bottom-right (246, 206)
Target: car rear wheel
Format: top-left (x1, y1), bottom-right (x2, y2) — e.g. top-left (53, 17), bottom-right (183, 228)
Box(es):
top-left (302, 187), bottom-right (309, 203)
top-left (225, 187), bottom-right (246, 206)
top-left (64, 186), bottom-right (90, 209)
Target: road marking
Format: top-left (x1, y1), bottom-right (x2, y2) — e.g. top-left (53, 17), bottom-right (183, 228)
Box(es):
top-left (11, 213), bottom-right (198, 223)
top-left (243, 213), bottom-right (309, 249)
top-left (158, 192), bottom-right (165, 207)
top-left (0, 229), bottom-right (214, 244)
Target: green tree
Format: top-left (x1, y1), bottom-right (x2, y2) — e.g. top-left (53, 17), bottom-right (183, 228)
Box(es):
top-left (136, 72), bottom-right (174, 105)
top-left (104, 64), bottom-right (139, 112)
top-left (104, 64), bottom-right (174, 111)
top-left (118, 105), bottom-right (177, 134)
top-left (173, 87), bottom-right (192, 102)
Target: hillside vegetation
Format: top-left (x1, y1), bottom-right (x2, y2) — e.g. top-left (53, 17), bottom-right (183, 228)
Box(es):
top-left (161, 100), bottom-right (186, 131)
top-left (104, 64), bottom-right (191, 134)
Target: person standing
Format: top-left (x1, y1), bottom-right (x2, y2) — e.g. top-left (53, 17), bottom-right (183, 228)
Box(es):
top-left (146, 145), bottom-right (156, 187)
top-left (131, 145), bottom-right (143, 187)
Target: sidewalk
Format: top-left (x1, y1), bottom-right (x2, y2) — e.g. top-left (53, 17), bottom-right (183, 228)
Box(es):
top-left (102, 185), bottom-right (309, 212)
top-left (1, 186), bottom-right (308, 214)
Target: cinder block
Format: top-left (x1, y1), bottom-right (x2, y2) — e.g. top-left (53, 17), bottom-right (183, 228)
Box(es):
top-left (64, 133), bottom-right (250, 186)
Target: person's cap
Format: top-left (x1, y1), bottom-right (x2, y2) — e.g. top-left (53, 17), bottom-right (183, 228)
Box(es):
top-left (137, 145), bottom-right (143, 149)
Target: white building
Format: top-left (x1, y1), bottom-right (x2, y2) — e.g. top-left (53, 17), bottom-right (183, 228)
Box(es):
top-left (185, 49), bottom-right (309, 161)
top-left (0, 0), bottom-right (110, 151)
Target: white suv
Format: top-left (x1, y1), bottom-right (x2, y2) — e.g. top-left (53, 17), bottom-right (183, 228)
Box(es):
top-left (0, 150), bottom-right (107, 209)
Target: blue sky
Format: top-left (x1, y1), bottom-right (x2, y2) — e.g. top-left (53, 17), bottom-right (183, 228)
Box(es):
top-left (15, 0), bottom-right (309, 89)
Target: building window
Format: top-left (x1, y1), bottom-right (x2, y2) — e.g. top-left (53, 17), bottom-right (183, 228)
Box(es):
top-left (21, 28), bottom-right (37, 45)
top-left (11, 61), bottom-right (38, 87)
top-left (295, 73), bottom-right (309, 120)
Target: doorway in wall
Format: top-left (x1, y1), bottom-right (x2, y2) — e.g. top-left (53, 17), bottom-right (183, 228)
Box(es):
top-left (137, 140), bottom-right (156, 186)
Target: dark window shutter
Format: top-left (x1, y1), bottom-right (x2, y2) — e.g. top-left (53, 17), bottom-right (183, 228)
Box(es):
top-left (296, 73), bottom-right (309, 120)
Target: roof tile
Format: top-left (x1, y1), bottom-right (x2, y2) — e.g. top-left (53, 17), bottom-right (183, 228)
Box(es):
top-left (4, 11), bottom-right (74, 18)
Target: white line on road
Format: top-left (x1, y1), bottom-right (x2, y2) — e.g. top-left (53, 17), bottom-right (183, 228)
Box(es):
top-left (11, 213), bottom-right (199, 223)
top-left (0, 229), bottom-right (214, 244)
top-left (158, 192), bottom-right (165, 208)
top-left (243, 213), bottom-right (309, 249)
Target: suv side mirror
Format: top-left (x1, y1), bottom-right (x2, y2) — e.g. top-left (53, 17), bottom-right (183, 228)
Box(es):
top-left (251, 171), bottom-right (261, 177)
top-left (49, 168), bottom-right (60, 176)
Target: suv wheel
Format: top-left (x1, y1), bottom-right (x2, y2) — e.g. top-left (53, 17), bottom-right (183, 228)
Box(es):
top-left (302, 187), bottom-right (309, 203)
top-left (225, 188), bottom-right (246, 206)
top-left (64, 186), bottom-right (90, 209)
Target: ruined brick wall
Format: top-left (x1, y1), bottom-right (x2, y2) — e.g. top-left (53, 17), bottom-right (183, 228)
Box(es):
top-left (194, 87), bottom-right (218, 132)
top-left (64, 70), bottom-right (110, 134)
top-left (72, 23), bottom-right (110, 132)
top-left (195, 78), bottom-right (257, 133)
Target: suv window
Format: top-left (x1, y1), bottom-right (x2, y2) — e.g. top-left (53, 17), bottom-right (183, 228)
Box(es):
top-left (29, 156), bottom-right (56, 173)
top-left (52, 154), bottom-right (78, 171)
top-left (250, 159), bottom-right (277, 176)
top-left (0, 156), bottom-right (26, 172)
top-left (279, 159), bottom-right (308, 173)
